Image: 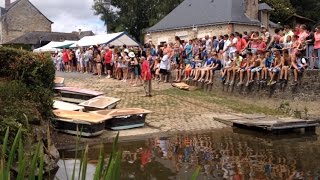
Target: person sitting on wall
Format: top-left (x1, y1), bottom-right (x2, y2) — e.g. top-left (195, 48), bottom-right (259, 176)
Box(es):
top-left (291, 51), bottom-right (308, 85)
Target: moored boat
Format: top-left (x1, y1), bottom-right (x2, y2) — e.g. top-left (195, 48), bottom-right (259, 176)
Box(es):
top-left (53, 100), bottom-right (84, 111)
top-left (54, 77), bottom-right (65, 87)
top-left (91, 108), bottom-right (152, 130)
top-left (79, 96), bottom-right (121, 111)
top-left (54, 87), bottom-right (104, 103)
top-left (52, 110), bottom-right (111, 137)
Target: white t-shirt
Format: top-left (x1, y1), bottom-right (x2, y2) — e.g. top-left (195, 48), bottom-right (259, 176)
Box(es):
top-left (160, 55), bottom-right (169, 70)
top-left (223, 40), bottom-right (231, 53)
top-left (206, 39), bottom-right (212, 51)
top-left (229, 38), bottom-right (238, 53)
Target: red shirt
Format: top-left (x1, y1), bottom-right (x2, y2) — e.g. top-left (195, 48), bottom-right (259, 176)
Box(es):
top-left (258, 41), bottom-right (267, 53)
top-left (141, 60), bottom-right (152, 80)
top-left (62, 51), bottom-right (69, 63)
top-left (236, 38), bottom-right (247, 52)
top-left (104, 50), bottom-right (112, 64)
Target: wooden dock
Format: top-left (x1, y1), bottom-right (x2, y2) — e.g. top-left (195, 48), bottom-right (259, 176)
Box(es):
top-left (212, 113), bottom-right (319, 133)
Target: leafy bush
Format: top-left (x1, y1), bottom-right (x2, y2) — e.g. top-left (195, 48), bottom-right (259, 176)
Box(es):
top-left (0, 47), bottom-right (55, 142)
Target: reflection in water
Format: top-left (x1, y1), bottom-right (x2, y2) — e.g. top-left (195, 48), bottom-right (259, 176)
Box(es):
top-left (59, 128), bottom-right (320, 180)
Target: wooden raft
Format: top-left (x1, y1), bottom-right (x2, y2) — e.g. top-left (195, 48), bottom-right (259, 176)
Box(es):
top-left (212, 113), bottom-right (319, 132)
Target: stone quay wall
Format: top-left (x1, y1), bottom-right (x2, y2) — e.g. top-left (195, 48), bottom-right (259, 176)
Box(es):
top-left (170, 70), bottom-right (320, 101)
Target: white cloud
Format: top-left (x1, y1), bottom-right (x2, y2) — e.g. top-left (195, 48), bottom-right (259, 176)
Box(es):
top-left (1, 0), bottom-right (106, 34)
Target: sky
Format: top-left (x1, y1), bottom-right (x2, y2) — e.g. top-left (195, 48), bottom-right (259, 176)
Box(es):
top-left (0, 0), bottom-right (106, 34)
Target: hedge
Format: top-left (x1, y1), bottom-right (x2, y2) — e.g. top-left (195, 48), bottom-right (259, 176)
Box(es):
top-left (0, 47), bottom-right (55, 140)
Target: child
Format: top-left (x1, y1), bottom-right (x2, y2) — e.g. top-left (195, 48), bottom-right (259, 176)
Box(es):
top-left (227, 51), bottom-right (242, 86)
top-left (189, 59), bottom-right (197, 80)
top-left (283, 35), bottom-right (293, 54)
top-left (279, 50), bottom-right (291, 83)
top-left (220, 56), bottom-right (232, 82)
top-left (198, 53), bottom-right (214, 82)
top-left (291, 52), bottom-right (308, 84)
top-left (207, 54), bottom-right (222, 84)
top-left (153, 58), bottom-right (160, 81)
top-left (251, 52), bottom-right (265, 84)
top-left (237, 52), bottom-right (252, 86)
top-left (268, 49), bottom-right (283, 85)
top-left (291, 35), bottom-right (301, 56)
top-left (261, 51), bottom-right (273, 82)
top-left (245, 53), bottom-right (256, 86)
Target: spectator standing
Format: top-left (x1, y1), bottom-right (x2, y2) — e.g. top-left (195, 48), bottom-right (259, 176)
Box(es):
top-left (283, 25), bottom-right (295, 44)
top-left (305, 27), bottom-right (315, 69)
top-left (222, 34), bottom-right (231, 66)
top-left (159, 51), bottom-right (169, 83)
top-left (141, 57), bottom-right (152, 97)
top-left (229, 33), bottom-right (238, 60)
top-left (104, 46), bottom-right (113, 78)
top-left (314, 26), bottom-right (320, 68)
top-left (62, 49), bottom-right (70, 72)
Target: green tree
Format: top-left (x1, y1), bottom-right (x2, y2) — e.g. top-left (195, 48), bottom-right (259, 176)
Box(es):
top-left (260, 0), bottom-right (295, 24)
top-left (290, 0), bottom-right (320, 24)
top-left (93, 0), bottom-right (183, 42)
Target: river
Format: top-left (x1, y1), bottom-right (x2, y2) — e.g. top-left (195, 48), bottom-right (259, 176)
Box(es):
top-left (55, 128), bottom-right (320, 180)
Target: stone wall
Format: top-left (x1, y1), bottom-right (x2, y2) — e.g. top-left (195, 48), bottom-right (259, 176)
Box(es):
top-left (173, 70), bottom-right (320, 100)
top-left (1, 0), bottom-right (52, 43)
top-left (233, 24), bottom-right (260, 34)
top-left (146, 24), bottom-right (232, 45)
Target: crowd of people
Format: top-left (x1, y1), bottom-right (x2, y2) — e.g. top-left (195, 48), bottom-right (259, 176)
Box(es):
top-left (52, 23), bottom-right (320, 88)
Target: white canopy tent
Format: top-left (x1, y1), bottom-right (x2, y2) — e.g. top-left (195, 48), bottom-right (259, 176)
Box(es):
top-left (33, 40), bottom-right (77, 53)
top-left (70, 32), bottom-right (139, 47)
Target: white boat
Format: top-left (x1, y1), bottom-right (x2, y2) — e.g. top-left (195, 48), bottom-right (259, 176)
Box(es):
top-left (79, 96), bottom-right (121, 111)
top-left (54, 87), bottom-right (104, 104)
top-left (52, 110), bottom-right (111, 137)
top-left (54, 77), bottom-right (65, 87)
top-left (53, 100), bottom-right (84, 111)
top-left (91, 108), bottom-right (152, 130)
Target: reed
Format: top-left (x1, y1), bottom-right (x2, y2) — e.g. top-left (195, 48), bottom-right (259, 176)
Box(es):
top-left (0, 127), bottom-right (122, 179)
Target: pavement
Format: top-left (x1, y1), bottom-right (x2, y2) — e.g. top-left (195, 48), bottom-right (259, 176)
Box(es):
top-left (54, 71), bottom-right (231, 149)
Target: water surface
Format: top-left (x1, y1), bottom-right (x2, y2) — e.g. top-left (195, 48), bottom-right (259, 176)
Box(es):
top-left (57, 128), bottom-right (320, 180)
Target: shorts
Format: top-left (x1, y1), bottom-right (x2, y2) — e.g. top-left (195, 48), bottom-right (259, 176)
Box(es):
top-left (134, 66), bottom-right (141, 76)
top-left (64, 61), bottom-right (69, 66)
top-left (160, 69), bottom-right (168, 75)
top-left (212, 67), bottom-right (221, 72)
top-left (269, 67), bottom-right (281, 73)
top-left (251, 67), bottom-right (262, 73)
top-left (106, 63), bottom-right (112, 71)
top-left (251, 48), bottom-right (258, 55)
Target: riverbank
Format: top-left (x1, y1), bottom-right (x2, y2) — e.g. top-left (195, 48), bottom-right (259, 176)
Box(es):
top-left (53, 72), bottom-right (320, 150)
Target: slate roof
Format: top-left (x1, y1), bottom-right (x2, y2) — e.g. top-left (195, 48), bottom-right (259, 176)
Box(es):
top-left (269, 21), bottom-right (281, 28)
top-left (148, 0), bottom-right (261, 32)
top-left (259, 3), bottom-right (274, 11)
top-left (5, 31), bottom-right (80, 45)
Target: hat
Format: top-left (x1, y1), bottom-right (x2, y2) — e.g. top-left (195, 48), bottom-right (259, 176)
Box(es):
top-left (128, 52), bottom-right (135, 58)
top-left (124, 49), bottom-right (129, 53)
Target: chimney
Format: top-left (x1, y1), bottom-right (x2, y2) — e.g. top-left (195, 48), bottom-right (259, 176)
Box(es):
top-left (5, 0), bottom-right (11, 9)
top-left (78, 29), bottom-right (82, 35)
top-left (244, 0), bottom-right (259, 20)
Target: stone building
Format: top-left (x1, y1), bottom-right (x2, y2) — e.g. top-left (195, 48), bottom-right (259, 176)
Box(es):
top-left (146, 0), bottom-right (279, 45)
top-left (0, 0), bottom-right (53, 44)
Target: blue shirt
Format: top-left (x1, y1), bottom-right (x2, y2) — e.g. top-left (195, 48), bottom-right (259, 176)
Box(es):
top-left (205, 58), bottom-right (214, 66)
top-left (265, 56), bottom-right (274, 68)
top-left (185, 44), bottom-right (193, 59)
top-left (190, 61), bottom-right (196, 69)
top-left (212, 59), bottom-right (222, 70)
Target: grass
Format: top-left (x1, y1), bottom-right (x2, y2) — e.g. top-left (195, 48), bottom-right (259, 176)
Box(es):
top-left (163, 88), bottom-right (286, 116)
